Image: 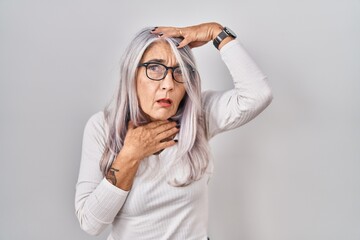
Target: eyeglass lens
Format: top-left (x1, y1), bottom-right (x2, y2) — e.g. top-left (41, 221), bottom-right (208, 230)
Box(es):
top-left (146, 63), bottom-right (184, 83)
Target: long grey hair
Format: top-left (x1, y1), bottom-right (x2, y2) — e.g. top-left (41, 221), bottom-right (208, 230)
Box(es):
top-left (100, 27), bottom-right (210, 186)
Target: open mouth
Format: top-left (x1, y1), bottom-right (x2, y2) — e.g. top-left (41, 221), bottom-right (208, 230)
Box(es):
top-left (157, 98), bottom-right (173, 107)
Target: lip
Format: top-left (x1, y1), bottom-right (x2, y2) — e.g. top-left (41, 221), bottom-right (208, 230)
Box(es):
top-left (156, 98), bottom-right (173, 107)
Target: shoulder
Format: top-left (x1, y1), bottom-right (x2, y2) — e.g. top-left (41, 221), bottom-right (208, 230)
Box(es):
top-left (87, 111), bottom-right (105, 124)
top-left (84, 111), bottom-right (107, 139)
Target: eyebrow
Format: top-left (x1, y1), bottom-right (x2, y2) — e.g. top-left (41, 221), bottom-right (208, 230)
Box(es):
top-left (146, 58), bottom-right (166, 63)
top-left (144, 58), bottom-right (181, 68)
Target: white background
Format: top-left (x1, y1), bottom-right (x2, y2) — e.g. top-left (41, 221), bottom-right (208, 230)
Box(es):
top-left (0, 0), bottom-right (359, 239)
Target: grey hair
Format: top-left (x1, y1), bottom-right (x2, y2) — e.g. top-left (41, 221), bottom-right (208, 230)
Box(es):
top-left (100, 27), bottom-right (210, 186)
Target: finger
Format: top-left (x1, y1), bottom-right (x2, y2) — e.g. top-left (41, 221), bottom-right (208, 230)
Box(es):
top-left (177, 37), bottom-right (192, 48)
top-left (167, 27), bottom-right (185, 38)
top-left (153, 121), bottom-right (178, 134)
top-left (188, 41), bottom-right (208, 49)
top-left (150, 26), bottom-right (158, 32)
top-left (150, 26), bottom-right (168, 36)
top-left (154, 140), bottom-right (177, 153)
top-left (152, 26), bottom-right (184, 38)
top-left (160, 133), bottom-right (177, 143)
top-left (156, 127), bottom-right (179, 142)
top-left (146, 120), bottom-right (171, 129)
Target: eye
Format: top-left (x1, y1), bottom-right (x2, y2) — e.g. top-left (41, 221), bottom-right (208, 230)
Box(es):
top-left (147, 64), bottom-right (164, 73)
top-left (173, 67), bottom-right (183, 75)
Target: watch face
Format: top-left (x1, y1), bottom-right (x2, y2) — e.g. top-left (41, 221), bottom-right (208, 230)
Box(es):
top-left (224, 27), bottom-right (237, 38)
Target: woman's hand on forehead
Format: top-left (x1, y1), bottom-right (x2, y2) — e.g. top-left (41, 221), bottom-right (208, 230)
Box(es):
top-left (150, 22), bottom-right (223, 49)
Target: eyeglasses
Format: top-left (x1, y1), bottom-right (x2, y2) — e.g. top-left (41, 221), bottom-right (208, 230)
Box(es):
top-left (138, 62), bottom-right (192, 83)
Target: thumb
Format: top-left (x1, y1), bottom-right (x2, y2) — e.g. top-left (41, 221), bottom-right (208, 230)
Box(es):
top-left (188, 41), bottom-right (208, 49)
top-left (177, 38), bottom-right (192, 48)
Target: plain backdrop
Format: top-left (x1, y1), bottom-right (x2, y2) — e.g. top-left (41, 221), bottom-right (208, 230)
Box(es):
top-left (0, 0), bottom-right (359, 239)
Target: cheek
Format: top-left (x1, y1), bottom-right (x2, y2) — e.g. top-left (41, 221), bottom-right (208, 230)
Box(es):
top-left (177, 87), bottom-right (186, 103)
top-left (136, 78), bottom-right (157, 108)
top-left (173, 88), bottom-right (186, 109)
top-left (136, 78), bottom-right (146, 107)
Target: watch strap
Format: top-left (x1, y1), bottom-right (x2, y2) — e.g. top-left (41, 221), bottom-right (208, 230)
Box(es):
top-left (213, 27), bottom-right (236, 49)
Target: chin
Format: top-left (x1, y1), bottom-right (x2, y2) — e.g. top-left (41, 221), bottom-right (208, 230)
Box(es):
top-left (146, 108), bottom-right (178, 121)
top-left (149, 115), bottom-right (171, 121)
top-left (148, 112), bottom-right (175, 121)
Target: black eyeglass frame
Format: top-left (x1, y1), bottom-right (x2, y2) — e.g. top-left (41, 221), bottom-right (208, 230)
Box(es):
top-left (138, 62), bottom-right (193, 83)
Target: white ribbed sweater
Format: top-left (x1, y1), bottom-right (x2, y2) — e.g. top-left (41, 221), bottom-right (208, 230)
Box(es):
top-left (75, 40), bottom-right (272, 240)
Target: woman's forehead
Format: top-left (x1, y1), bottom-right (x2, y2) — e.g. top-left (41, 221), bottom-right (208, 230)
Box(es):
top-left (141, 41), bottom-right (177, 64)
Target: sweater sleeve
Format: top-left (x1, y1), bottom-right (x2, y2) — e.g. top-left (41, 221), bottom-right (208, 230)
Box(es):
top-left (75, 112), bottom-right (129, 236)
top-left (203, 40), bottom-right (273, 139)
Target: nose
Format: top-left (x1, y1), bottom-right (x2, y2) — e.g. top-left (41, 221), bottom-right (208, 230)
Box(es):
top-left (160, 70), bottom-right (175, 90)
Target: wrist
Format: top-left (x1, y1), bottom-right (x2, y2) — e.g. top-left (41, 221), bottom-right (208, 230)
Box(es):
top-left (218, 37), bottom-right (235, 50)
top-left (112, 149), bottom-right (140, 169)
top-left (106, 150), bottom-right (141, 190)
top-left (209, 22), bottom-right (223, 40)
top-left (213, 26), bottom-right (237, 50)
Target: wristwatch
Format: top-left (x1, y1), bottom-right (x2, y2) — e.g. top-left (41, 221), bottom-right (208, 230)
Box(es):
top-left (213, 27), bottom-right (237, 49)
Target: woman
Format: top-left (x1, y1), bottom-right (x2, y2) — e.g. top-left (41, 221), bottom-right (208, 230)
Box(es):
top-left (75, 22), bottom-right (272, 239)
